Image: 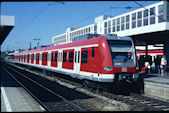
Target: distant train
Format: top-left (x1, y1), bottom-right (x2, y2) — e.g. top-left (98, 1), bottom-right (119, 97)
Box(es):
top-left (13, 34), bottom-right (139, 91)
top-left (137, 49), bottom-right (164, 73)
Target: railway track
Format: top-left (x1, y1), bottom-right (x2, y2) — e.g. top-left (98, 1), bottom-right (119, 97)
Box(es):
top-left (101, 92), bottom-right (169, 111)
top-left (2, 63), bottom-right (86, 112)
top-left (3, 61), bottom-right (169, 111)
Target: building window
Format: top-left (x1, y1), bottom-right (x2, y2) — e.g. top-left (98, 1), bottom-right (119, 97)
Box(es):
top-left (137, 11), bottom-right (142, 27)
top-left (81, 50), bottom-right (88, 63)
top-left (117, 18), bottom-right (120, 31)
top-left (143, 9), bottom-right (149, 26)
top-left (69, 51), bottom-right (73, 62)
top-left (112, 19), bottom-right (116, 32)
top-left (63, 52), bottom-right (67, 62)
top-left (126, 15), bottom-right (130, 29)
top-left (121, 16), bottom-right (125, 30)
top-left (104, 22), bottom-right (108, 34)
top-left (158, 5), bottom-right (164, 23)
top-left (94, 24), bottom-right (97, 33)
top-left (108, 21), bottom-right (111, 33)
top-left (86, 28), bottom-right (88, 34)
top-left (132, 13), bottom-right (136, 28)
top-left (150, 7), bottom-right (155, 24)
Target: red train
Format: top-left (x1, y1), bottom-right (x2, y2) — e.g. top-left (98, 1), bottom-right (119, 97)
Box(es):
top-left (13, 34), bottom-right (139, 90)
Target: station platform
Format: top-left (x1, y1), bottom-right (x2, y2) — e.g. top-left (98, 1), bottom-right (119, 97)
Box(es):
top-left (1, 66), bottom-right (45, 112)
top-left (143, 72), bottom-right (169, 102)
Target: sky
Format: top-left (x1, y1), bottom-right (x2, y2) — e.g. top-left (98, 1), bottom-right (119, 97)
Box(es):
top-left (1, 1), bottom-right (160, 51)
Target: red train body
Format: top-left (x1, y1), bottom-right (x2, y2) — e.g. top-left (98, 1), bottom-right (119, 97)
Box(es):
top-left (13, 34), bottom-right (139, 84)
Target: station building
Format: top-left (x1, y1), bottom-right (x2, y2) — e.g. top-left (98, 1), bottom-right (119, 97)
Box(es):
top-left (52, 1), bottom-right (169, 67)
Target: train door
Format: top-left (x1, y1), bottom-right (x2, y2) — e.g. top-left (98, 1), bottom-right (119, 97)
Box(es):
top-left (74, 48), bottom-right (81, 76)
top-left (58, 49), bottom-right (63, 70)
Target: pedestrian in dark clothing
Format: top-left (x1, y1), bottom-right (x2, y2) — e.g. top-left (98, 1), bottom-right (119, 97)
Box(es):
top-left (139, 56), bottom-right (146, 72)
top-left (154, 56), bottom-right (159, 73)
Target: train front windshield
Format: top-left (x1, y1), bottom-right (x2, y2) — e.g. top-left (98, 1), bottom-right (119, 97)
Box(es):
top-left (108, 40), bottom-right (136, 67)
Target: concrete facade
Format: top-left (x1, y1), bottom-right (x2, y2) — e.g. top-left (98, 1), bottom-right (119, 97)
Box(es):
top-left (52, 1), bottom-right (168, 45)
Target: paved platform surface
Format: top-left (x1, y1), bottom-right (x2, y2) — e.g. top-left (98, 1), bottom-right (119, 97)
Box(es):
top-left (143, 72), bottom-right (169, 102)
top-left (144, 72), bottom-right (169, 84)
top-left (1, 66), bottom-right (45, 112)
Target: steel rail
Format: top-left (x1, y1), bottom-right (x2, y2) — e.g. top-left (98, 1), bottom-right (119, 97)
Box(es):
top-left (4, 61), bottom-right (169, 111)
top-left (2, 63), bottom-right (85, 112)
top-left (2, 65), bottom-right (50, 112)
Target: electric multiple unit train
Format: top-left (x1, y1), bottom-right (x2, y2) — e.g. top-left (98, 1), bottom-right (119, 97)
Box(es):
top-left (13, 34), bottom-right (139, 90)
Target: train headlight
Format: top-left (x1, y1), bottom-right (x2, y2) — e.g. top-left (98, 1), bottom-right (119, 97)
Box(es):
top-left (104, 66), bottom-right (112, 71)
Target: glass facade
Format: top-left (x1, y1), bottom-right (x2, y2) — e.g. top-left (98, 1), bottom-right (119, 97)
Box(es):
top-left (132, 13), bottom-right (136, 28)
top-left (121, 16), bottom-right (125, 30)
top-left (94, 24), bottom-right (97, 33)
top-left (137, 11), bottom-right (142, 27)
top-left (143, 9), bottom-right (149, 26)
top-left (112, 19), bottom-right (116, 32)
top-left (126, 15), bottom-right (130, 29)
top-left (117, 18), bottom-right (120, 31)
top-left (158, 5), bottom-right (164, 23)
top-left (108, 21), bottom-right (111, 33)
top-left (104, 22), bottom-right (107, 34)
top-left (53, 2), bottom-right (166, 45)
top-left (150, 7), bottom-right (155, 24)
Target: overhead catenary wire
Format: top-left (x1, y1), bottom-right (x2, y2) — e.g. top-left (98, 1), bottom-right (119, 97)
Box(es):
top-left (8, 2), bottom-right (64, 50)
top-left (134, 0), bottom-right (166, 22)
top-left (10, 2), bottom-right (64, 41)
top-left (36, 7), bottom-right (113, 38)
top-left (36, 1), bottom-right (143, 38)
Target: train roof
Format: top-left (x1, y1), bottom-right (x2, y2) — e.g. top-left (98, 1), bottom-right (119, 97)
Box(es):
top-left (72, 34), bottom-right (132, 41)
top-left (15, 35), bottom-right (104, 55)
top-left (15, 34), bottom-right (132, 55)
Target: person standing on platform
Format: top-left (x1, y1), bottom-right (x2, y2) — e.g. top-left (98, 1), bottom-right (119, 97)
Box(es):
top-left (160, 56), bottom-right (167, 76)
top-left (154, 56), bottom-right (160, 73)
top-left (139, 56), bottom-right (146, 72)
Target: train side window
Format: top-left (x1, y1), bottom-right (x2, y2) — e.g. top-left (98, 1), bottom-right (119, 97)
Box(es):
top-left (32, 54), bottom-right (34, 60)
top-left (82, 50), bottom-right (88, 63)
top-left (42, 54), bottom-right (44, 61)
top-left (38, 54), bottom-right (39, 60)
top-left (27, 54), bottom-right (29, 60)
top-left (55, 53), bottom-right (57, 61)
top-left (92, 47), bottom-right (95, 57)
top-left (75, 51), bottom-right (77, 63)
top-left (69, 51), bottom-right (73, 62)
top-left (30, 54), bottom-right (31, 61)
top-left (58, 53), bottom-right (60, 62)
top-left (45, 53), bottom-right (48, 61)
top-left (51, 53), bottom-right (53, 61)
top-left (61, 53), bottom-right (62, 62)
top-left (78, 51), bottom-right (80, 63)
top-left (63, 52), bottom-right (67, 62)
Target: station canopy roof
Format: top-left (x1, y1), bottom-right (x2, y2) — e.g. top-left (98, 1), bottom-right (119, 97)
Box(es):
top-left (0, 15), bottom-right (14, 45)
